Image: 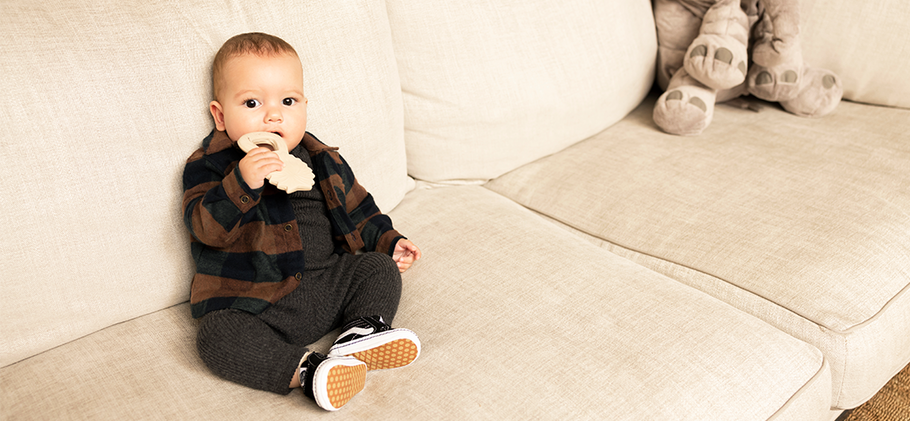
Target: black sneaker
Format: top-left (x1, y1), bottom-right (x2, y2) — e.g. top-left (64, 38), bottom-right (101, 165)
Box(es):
top-left (300, 352), bottom-right (366, 411)
top-left (328, 315), bottom-right (421, 371)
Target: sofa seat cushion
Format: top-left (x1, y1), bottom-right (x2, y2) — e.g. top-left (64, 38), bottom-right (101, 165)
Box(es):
top-left (2, 186), bottom-right (831, 419)
top-left (486, 96), bottom-right (910, 409)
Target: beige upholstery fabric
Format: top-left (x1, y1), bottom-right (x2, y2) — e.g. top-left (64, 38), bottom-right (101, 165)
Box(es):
top-left (800, 0), bottom-right (910, 109)
top-left (6, 1), bottom-right (902, 418)
top-left (0, 0), bottom-right (406, 367)
top-left (386, 0), bottom-right (657, 183)
top-left (1, 186), bottom-right (832, 420)
top-left (486, 96), bottom-right (910, 408)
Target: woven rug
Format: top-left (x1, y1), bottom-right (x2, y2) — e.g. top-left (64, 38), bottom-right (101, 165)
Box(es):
top-left (839, 362), bottom-right (910, 421)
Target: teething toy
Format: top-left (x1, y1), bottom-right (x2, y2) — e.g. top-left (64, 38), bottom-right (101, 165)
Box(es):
top-left (237, 132), bottom-right (314, 193)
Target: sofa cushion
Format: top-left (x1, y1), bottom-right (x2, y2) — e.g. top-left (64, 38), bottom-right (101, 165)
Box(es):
top-left (0, 186), bottom-right (832, 419)
top-left (386, 0), bottom-right (657, 183)
top-left (0, 0), bottom-right (406, 367)
top-left (799, 0), bottom-right (910, 109)
top-left (486, 96), bottom-right (910, 409)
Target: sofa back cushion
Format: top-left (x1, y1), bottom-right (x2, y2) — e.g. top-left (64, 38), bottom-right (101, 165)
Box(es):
top-left (387, 0), bottom-right (657, 183)
top-left (0, 0), bottom-right (406, 367)
top-left (800, 0), bottom-right (910, 109)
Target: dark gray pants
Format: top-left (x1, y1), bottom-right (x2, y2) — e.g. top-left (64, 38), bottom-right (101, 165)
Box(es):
top-left (196, 252), bottom-right (401, 394)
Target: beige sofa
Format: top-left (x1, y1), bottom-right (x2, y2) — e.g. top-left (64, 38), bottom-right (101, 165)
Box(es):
top-left (2, 1), bottom-right (908, 419)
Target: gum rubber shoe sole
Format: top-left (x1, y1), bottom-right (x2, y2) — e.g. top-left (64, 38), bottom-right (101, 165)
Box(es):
top-left (329, 328), bottom-right (421, 371)
top-left (313, 358), bottom-right (367, 411)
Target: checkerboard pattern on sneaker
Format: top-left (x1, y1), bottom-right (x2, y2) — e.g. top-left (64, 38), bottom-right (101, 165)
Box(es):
top-left (329, 316), bottom-right (421, 371)
top-left (301, 352), bottom-right (367, 411)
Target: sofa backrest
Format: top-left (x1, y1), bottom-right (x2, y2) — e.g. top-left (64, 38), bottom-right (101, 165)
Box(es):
top-left (386, 0), bottom-right (658, 183)
top-left (0, 0), bottom-right (407, 367)
top-left (800, 0), bottom-right (910, 109)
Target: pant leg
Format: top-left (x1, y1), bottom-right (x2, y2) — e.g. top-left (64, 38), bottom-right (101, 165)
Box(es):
top-left (255, 251), bottom-right (401, 347)
top-left (196, 309), bottom-right (307, 395)
top-left (196, 252), bottom-right (402, 395)
top-left (337, 252), bottom-right (402, 326)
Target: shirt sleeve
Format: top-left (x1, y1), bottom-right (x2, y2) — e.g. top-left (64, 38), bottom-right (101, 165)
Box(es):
top-left (182, 148), bottom-right (263, 248)
top-left (329, 151), bottom-right (405, 255)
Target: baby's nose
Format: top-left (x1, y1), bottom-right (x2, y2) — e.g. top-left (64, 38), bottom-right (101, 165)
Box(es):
top-left (266, 107), bottom-right (283, 122)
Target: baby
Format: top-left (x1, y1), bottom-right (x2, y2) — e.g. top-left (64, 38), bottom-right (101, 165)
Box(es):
top-left (182, 32), bottom-right (421, 411)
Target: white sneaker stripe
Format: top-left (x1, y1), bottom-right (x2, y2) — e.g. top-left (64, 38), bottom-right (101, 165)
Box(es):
top-left (338, 326), bottom-right (374, 340)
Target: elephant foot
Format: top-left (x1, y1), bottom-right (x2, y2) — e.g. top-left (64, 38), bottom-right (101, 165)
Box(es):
top-left (654, 84), bottom-right (717, 136)
top-left (748, 62), bottom-right (803, 102)
top-left (780, 67), bottom-right (843, 117)
top-left (684, 33), bottom-right (748, 91)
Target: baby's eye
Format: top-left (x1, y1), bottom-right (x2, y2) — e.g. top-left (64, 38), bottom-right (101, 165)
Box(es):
top-left (282, 98), bottom-right (297, 106)
top-left (244, 99), bottom-right (260, 108)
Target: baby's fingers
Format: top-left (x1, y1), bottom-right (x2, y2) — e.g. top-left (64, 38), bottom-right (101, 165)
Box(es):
top-left (395, 253), bottom-right (416, 272)
top-left (249, 152), bottom-right (285, 171)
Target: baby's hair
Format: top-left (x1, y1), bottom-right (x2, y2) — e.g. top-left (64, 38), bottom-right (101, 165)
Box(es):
top-left (212, 32), bottom-right (299, 101)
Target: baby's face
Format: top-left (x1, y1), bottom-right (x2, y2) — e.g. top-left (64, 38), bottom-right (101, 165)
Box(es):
top-left (211, 52), bottom-right (307, 150)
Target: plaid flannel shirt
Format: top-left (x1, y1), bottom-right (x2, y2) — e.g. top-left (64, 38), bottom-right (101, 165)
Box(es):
top-left (182, 130), bottom-right (404, 318)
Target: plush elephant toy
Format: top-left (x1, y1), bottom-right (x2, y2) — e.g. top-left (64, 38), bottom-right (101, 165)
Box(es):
top-left (653, 0), bottom-right (843, 136)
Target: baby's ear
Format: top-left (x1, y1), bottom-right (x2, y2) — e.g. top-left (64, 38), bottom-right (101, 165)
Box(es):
top-left (210, 101), bottom-right (226, 131)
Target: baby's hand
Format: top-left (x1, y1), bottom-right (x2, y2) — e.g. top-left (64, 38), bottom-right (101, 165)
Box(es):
top-left (238, 147), bottom-right (284, 190)
top-left (392, 239), bottom-right (422, 273)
